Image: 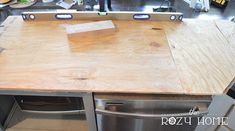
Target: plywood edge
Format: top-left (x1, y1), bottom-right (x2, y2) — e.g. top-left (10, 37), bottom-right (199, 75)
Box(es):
top-left (223, 77), bottom-right (235, 94)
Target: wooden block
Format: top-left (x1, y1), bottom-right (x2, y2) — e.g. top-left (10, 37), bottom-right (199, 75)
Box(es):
top-left (66, 20), bottom-right (115, 40)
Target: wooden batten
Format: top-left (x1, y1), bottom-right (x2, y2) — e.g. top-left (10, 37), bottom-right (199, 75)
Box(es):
top-left (65, 20), bottom-right (116, 40)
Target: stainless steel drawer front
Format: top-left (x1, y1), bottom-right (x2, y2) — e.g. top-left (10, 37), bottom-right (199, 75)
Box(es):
top-left (95, 98), bottom-right (211, 131)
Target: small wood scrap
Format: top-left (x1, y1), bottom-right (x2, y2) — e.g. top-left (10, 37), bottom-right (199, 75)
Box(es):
top-left (65, 20), bottom-right (116, 41)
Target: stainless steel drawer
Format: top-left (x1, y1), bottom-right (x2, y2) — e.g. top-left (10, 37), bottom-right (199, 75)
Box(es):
top-left (95, 95), bottom-right (211, 131)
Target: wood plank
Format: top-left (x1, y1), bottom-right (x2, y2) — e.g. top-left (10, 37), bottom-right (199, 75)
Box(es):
top-left (0, 16), bottom-right (183, 94)
top-left (66, 20), bottom-right (116, 40)
top-left (94, 93), bottom-right (212, 100)
top-left (195, 95), bottom-right (235, 131)
top-left (0, 16), bottom-right (234, 95)
top-left (163, 19), bottom-right (235, 95)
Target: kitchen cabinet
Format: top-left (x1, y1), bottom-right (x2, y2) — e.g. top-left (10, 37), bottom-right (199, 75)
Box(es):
top-left (0, 93), bottom-right (97, 131)
top-left (195, 95), bottom-right (235, 131)
top-left (5, 96), bottom-right (88, 131)
top-left (0, 96), bottom-right (14, 131)
top-left (0, 16), bottom-right (235, 131)
top-left (216, 125), bottom-right (232, 131)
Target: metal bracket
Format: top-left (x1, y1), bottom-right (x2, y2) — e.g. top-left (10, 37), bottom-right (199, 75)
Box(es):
top-left (83, 93), bottom-right (98, 131)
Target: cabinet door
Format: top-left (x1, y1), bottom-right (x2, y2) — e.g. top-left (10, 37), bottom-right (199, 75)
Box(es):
top-left (0, 124), bottom-right (3, 131)
top-left (195, 95), bottom-right (235, 131)
top-left (0, 96), bottom-right (14, 128)
top-left (216, 125), bottom-right (232, 131)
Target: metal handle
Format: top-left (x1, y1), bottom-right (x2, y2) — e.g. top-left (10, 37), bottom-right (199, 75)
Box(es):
top-left (22, 109), bottom-right (85, 114)
top-left (96, 107), bottom-right (208, 119)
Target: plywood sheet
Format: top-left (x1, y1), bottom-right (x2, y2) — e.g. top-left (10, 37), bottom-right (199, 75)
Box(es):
top-left (0, 16), bottom-right (234, 95)
top-left (163, 19), bottom-right (235, 95)
top-left (0, 16), bottom-right (183, 94)
top-left (215, 20), bottom-right (235, 52)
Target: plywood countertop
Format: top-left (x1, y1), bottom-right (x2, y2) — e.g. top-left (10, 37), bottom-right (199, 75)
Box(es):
top-left (0, 16), bottom-right (234, 95)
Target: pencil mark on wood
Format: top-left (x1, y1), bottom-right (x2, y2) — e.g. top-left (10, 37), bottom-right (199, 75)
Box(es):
top-left (152, 27), bottom-right (162, 30)
top-left (149, 42), bottom-right (161, 48)
top-left (73, 77), bottom-right (89, 80)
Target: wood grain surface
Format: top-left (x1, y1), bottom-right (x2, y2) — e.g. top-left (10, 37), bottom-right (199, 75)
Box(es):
top-left (0, 0), bottom-right (11, 4)
top-left (0, 16), bottom-right (182, 94)
top-left (163, 19), bottom-right (235, 94)
top-left (215, 20), bottom-right (235, 53)
top-left (0, 16), bottom-right (234, 95)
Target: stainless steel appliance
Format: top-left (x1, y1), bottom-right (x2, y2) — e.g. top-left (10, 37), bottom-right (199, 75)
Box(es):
top-left (95, 95), bottom-right (211, 131)
top-left (5, 96), bottom-right (88, 131)
top-left (14, 96), bottom-right (84, 112)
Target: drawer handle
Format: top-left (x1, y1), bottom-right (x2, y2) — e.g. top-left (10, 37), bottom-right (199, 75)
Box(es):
top-left (22, 109), bottom-right (85, 114)
top-left (96, 107), bottom-right (208, 119)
